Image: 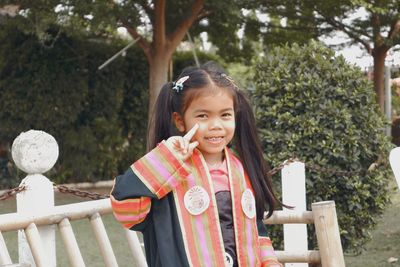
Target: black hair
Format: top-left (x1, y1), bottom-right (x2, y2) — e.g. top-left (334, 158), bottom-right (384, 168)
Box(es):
top-left (148, 61), bottom-right (281, 218)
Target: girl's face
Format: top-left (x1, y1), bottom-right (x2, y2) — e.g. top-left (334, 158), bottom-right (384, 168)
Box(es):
top-left (174, 89), bottom-right (235, 164)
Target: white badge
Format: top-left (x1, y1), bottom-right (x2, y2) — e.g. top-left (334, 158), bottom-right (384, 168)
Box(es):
top-left (184, 185), bottom-right (210, 215)
top-left (225, 252), bottom-right (233, 267)
top-left (241, 189), bottom-right (256, 219)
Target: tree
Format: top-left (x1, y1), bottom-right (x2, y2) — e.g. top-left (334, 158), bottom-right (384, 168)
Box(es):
top-left (260, 0), bottom-right (400, 112)
top-left (1, 1), bottom-right (261, 118)
top-left (326, 1), bottom-right (399, 112)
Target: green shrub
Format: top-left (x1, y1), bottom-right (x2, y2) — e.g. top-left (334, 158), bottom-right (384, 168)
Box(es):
top-left (253, 41), bottom-right (393, 253)
top-left (0, 18), bottom-right (148, 186)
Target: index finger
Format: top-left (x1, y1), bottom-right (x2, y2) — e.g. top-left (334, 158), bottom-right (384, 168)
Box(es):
top-left (184, 124), bottom-right (199, 141)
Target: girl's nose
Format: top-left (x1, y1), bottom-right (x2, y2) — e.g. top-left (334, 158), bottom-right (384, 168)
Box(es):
top-left (209, 119), bottom-right (223, 130)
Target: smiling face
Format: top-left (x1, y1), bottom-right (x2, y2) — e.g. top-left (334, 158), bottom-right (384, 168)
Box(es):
top-left (173, 88), bottom-right (236, 164)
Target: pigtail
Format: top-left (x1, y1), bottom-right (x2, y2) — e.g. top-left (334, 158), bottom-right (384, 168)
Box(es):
top-left (147, 82), bottom-right (176, 151)
top-left (234, 90), bottom-right (281, 218)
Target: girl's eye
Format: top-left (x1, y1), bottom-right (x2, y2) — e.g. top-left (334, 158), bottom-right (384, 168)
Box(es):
top-left (222, 113), bottom-right (233, 118)
top-left (196, 114), bottom-right (207, 118)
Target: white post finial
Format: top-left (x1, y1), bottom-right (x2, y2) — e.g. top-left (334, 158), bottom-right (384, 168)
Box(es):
top-left (12, 130), bottom-right (59, 174)
top-left (12, 130), bottom-right (58, 267)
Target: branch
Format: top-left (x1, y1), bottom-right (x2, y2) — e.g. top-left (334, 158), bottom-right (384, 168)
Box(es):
top-left (197, 9), bottom-right (212, 21)
top-left (324, 16), bottom-right (372, 54)
top-left (267, 24), bottom-right (319, 32)
top-left (121, 19), bottom-right (151, 58)
top-left (168, 0), bottom-right (205, 53)
top-left (108, 0), bottom-right (151, 57)
top-left (388, 19), bottom-right (400, 40)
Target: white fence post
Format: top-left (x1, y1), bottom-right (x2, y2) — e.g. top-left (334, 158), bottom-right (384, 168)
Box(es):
top-left (12, 130), bottom-right (58, 267)
top-left (389, 147), bottom-right (400, 191)
top-left (281, 161), bottom-right (308, 267)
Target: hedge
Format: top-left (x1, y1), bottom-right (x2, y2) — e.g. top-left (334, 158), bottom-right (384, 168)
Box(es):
top-left (253, 40), bottom-right (393, 253)
top-left (0, 18), bottom-right (148, 186)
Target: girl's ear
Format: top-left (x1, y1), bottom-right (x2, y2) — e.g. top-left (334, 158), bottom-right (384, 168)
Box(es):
top-left (172, 112), bottom-right (186, 133)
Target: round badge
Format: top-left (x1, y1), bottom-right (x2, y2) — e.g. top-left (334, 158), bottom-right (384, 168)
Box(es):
top-left (241, 189), bottom-right (256, 219)
top-left (225, 252), bottom-right (233, 267)
top-left (184, 186), bottom-right (210, 215)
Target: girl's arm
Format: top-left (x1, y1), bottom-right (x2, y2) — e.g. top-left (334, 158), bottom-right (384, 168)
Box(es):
top-left (257, 220), bottom-right (283, 267)
top-left (110, 141), bottom-right (192, 230)
top-left (111, 124), bottom-right (199, 230)
top-left (110, 168), bottom-right (153, 231)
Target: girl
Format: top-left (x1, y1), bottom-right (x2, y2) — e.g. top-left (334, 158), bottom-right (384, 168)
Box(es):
top-left (110, 62), bottom-right (282, 267)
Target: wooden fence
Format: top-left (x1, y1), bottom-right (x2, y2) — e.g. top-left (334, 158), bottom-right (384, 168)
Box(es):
top-left (0, 198), bottom-right (345, 267)
top-left (0, 130), bottom-right (348, 267)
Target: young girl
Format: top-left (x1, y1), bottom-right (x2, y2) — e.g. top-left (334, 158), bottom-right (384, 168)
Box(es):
top-left (110, 62), bottom-right (282, 267)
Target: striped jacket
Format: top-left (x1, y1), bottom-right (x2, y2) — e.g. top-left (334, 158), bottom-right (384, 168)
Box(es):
top-left (110, 142), bottom-right (281, 267)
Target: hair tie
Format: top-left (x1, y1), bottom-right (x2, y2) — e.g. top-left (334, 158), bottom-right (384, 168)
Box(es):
top-left (172, 76), bottom-right (189, 93)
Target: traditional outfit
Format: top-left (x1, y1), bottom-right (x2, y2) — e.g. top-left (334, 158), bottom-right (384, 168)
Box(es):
top-left (110, 142), bottom-right (281, 267)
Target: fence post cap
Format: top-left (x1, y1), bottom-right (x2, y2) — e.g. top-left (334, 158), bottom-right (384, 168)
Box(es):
top-left (311, 200), bottom-right (335, 207)
top-left (11, 130), bottom-right (59, 175)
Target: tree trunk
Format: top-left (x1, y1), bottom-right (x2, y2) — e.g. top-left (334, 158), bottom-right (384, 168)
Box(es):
top-left (146, 50), bottom-right (171, 148)
top-left (148, 53), bottom-right (170, 115)
top-left (372, 47), bottom-right (387, 112)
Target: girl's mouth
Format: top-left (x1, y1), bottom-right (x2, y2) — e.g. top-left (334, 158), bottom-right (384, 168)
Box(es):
top-left (204, 136), bottom-right (224, 143)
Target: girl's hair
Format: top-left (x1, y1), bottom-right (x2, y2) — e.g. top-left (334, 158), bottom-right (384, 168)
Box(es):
top-left (148, 61), bottom-right (281, 218)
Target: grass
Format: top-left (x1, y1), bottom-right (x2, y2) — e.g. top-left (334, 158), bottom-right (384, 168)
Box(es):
top-left (344, 191), bottom-right (400, 266)
top-left (1, 188), bottom-right (400, 266)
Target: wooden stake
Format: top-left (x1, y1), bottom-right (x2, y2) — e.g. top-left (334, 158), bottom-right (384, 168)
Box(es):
top-left (312, 201), bottom-right (345, 267)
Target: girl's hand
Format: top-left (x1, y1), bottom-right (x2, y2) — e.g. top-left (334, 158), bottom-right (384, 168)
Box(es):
top-left (164, 124), bottom-right (199, 161)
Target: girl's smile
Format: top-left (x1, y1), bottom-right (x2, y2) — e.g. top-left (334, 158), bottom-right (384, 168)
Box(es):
top-left (173, 89), bottom-right (235, 165)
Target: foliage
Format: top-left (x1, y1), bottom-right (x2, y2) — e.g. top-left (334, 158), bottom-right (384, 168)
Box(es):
top-left (253, 40), bottom-right (393, 253)
top-left (261, 0), bottom-right (400, 111)
top-left (0, 16), bottom-right (235, 187)
top-left (172, 50), bottom-right (223, 78)
top-left (2, 0), bottom-right (316, 64)
top-left (0, 17), bottom-right (148, 186)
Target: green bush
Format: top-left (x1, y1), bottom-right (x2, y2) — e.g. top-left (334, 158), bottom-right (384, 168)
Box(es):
top-left (253, 41), bottom-right (393, 253)
top-left (0, 18), bottom-right (148, 186)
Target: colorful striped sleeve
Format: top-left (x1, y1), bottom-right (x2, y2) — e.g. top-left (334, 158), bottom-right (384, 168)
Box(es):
top-left (110, 167), bottom-right (155, 230)
top-left (257, 219), bottom-right (282, 267)
top-left (110, 142), bottom-right (191, 230)
top-left (259, 236), bottom-right (282, 267)
top-left (110, 193), bottom-right (151, 229)
top-left (130, 141), bottom-right (191, 199)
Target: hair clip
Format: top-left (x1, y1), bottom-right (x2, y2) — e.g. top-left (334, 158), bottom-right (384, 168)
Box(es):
top-left (221, 73), bottom-right (239, 90)
top-left (172, 76), bottom-right (189, 93)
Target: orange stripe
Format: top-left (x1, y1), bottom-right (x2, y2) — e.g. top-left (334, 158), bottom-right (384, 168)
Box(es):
top-left (131, 143), bottom-right (190, 198)
top-left (228, 149), bottom-right (261, 266)
top-left (173, 151), bottom-right (226, 266)
top-left (230, 156), bottom-right (246, 265)
top-left (193, 154), bottom-right (225, 265)
top-left (110, 196), bottom-right (151, 212)
top-left (131, 161), bottom-right (159, 193)
top-left (174, 173), bottom-right (202, 266)
top-left (110, 195), bottom-right (151, 227)
top-left (244, 171), bottom-right (262, 266)
top-left (133, 159), bottom-right (169, 197)
top-left (259, 237), bottom-right (272, 246)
